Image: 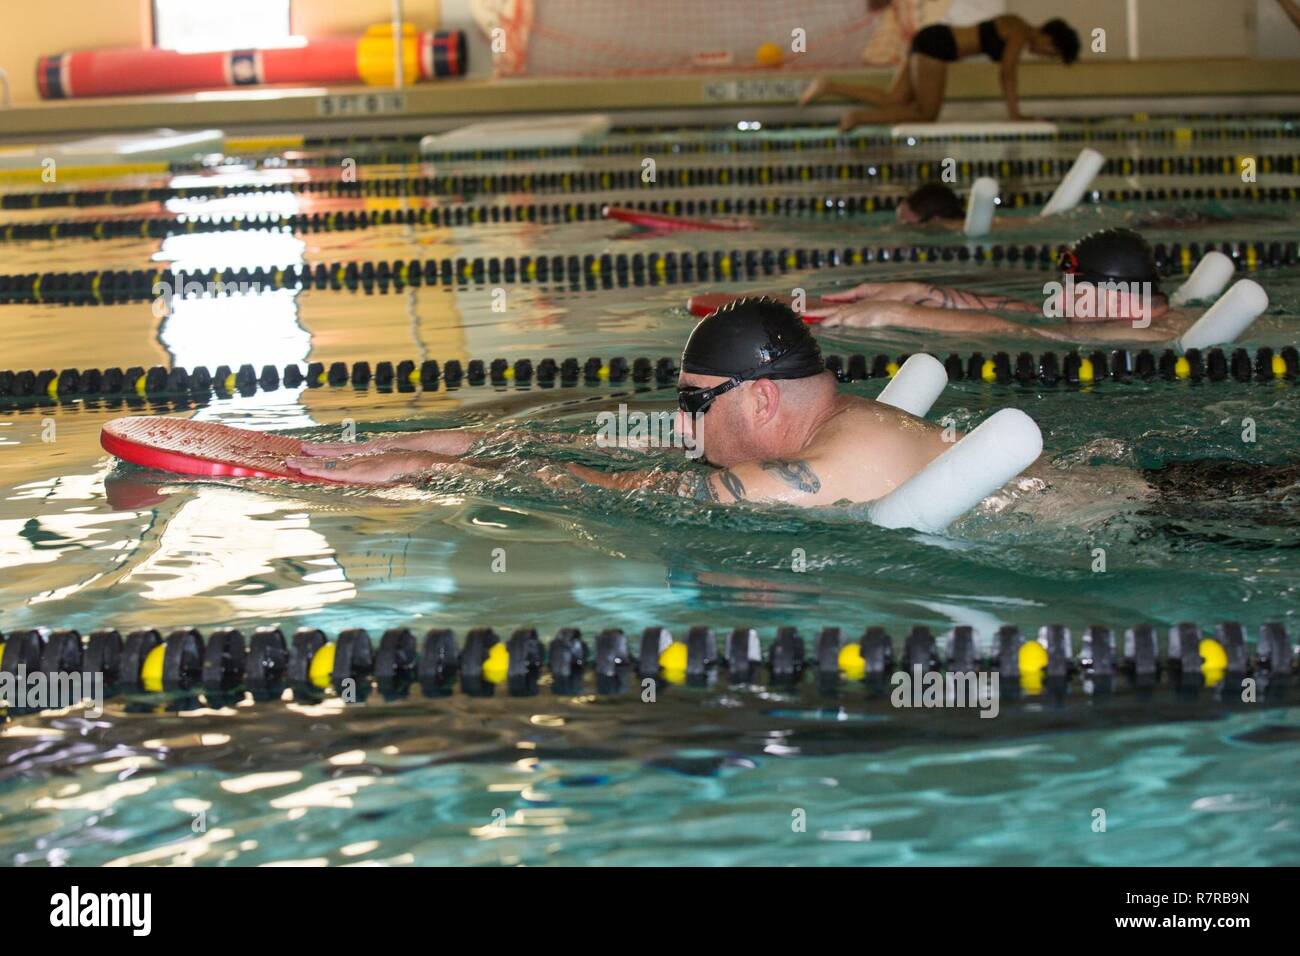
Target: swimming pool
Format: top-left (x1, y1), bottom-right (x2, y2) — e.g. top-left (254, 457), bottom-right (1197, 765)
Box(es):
top-left (2, 117), bottom-right (1299, 866)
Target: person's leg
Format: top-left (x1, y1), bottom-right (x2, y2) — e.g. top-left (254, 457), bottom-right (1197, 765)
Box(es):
top-left (835, 57), bottom-right (945, 131)
top-left (799, 57), bottom-right (912, 108)
top-left (910, 55), bottom-right (948, 121)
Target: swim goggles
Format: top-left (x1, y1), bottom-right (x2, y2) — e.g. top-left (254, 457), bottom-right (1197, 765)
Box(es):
top-left (677, 377), bottom-right (744, 415)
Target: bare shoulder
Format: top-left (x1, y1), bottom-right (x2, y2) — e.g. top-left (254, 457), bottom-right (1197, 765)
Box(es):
top-left (807, 395), bottom-right (952, 485)
top-left (717, 397), bottom-right (956, 505)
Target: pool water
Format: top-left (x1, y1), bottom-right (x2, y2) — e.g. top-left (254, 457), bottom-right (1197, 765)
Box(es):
top-left (1, 118), bottom-right (1299, 866)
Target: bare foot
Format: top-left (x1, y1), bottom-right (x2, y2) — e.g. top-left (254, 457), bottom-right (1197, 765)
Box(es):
top-left (798, 76), bottom-right (829, 107)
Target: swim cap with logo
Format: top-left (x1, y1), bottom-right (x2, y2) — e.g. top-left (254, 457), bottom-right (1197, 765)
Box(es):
top-left (681, 297), bottom-right (825, 381)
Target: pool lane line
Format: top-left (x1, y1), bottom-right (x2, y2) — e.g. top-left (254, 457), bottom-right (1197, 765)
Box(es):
top-left (4, 153), bottom-right (1297, 209)
top-left (0, 622), bottom-right (1290, 716)
top-left (10, 118), bottom-right (1280, 190)
top-left (6, 184), bottom-right (1300, 244)
top-left (213, 116), bottom-right (1300, 165)
top-left (0, 236), bottom-right (1294, 307)
top-left (1, 346), bottom-right (1295, 411)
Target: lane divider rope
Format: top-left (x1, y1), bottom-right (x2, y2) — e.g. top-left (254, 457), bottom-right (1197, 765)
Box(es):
top-left (0, 238), bottom-right (1294, 306)
top-left (203, 116), bottom-right (1300, 166)
top-left (1, 346), bottom-right (1296, 407)
top-left (4, 154), bottom-right (1296, 209)
top-left (0, 621), bottom-right (1291, 716)
top-left (4, 185), bottom-right (1299, 244)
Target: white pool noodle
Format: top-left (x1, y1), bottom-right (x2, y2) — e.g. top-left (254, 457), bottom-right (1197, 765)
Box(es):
top-left (867, 408), bottom-right (1043, 533)
top-left (875, 353), bottom-right (948, 418)
top-left (963, 177), bottom-right (999, 238)
top-left (1169, 251), bottom-right (1235, 307)
top-left (1039, 148), bottom-right (1105, 217)
top-left (1176, 279), bottom-right (1269, 351)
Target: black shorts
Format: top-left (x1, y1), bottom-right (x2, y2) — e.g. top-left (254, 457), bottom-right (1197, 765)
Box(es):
top-left (910, 24), bottom-right (959, 62)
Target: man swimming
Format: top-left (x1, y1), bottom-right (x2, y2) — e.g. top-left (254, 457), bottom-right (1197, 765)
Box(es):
top-left (286, 298), bottom-right (963, 500)
top-left (806, 228), bottom-right (1196, 342)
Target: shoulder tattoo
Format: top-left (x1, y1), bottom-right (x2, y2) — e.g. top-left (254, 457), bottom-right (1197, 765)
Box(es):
top-left (760, 460), bottom-right (821, 494)
top-left (717, 470), bottom-right (747, 501)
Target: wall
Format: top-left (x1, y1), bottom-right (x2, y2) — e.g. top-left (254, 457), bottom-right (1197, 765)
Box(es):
top-left (0, 0), bottom-right (1295, 108)
top-left (1007, 0), bottom-right (1300, 60)
top-left (0, 0), bottom-right (151, 107)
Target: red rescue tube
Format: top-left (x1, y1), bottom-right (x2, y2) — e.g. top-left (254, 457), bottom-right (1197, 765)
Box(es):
top-left (38, 31), bottom-right (465, 99)
top-left (603, 206), bottom-right (753, 233)
top-left (687, 292), bottom-right (827, 323)
top-left (101, 416), bottom-right (336, 482)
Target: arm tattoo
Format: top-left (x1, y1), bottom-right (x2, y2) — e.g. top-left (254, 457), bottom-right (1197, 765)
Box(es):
top-left (909, 284), bottom-right (1030, 312)
top-left (718, 470), bottom-right (746, 501)
top-left (676, 472), bottom-right (718, 502)
top-left (760, 460), bottom-right (821, 494)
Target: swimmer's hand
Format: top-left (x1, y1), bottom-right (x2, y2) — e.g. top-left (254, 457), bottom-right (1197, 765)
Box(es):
top-left (299, 430), bottom-right (479, 458)
top-left (284, 450), bottom-right (459, 484)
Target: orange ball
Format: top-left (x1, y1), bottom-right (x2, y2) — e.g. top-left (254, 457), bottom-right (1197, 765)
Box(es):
top-left (756, 42), bottom-right (784, 68)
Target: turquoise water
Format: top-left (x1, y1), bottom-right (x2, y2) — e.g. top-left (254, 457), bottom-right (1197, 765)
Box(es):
top-left (1, 119), bottom-right (1299, 865)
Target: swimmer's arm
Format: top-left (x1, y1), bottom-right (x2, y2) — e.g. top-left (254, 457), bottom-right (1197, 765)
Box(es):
top-left (301, 427), bottom-right (613, 459)
top-left (999, 33), bottom-right (1029, 120)
top-left (820, 281), bottom-right (1037, 312)
top-left (684, 459), bottom-right (826, 504)
top-left (563, 459), bottom-right (826, 505)
top-left (810, 300), bottom-right (1032, 334)
top-left (1034, 320), bottom-right (1175, 344)
top-left (903, 284), bottom-right (1039, 313)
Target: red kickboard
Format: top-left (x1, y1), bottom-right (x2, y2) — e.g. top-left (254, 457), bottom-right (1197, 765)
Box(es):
top-left (686, 292), bottom-right (829, 322)
top-left (101, 416), bottom-right (334, 482)
top-left (603, 205), bottom-right (751, 232)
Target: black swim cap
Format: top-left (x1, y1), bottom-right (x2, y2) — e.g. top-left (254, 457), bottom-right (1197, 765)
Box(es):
top-left (905, 182), bottom-right (964, 222)
top-left (1062, 228), bottom-right (1161, 289)
top-left (682, 297), bottom-right (825, 380)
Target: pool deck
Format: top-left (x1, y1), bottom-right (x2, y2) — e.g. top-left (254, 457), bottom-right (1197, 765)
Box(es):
top-left (2, 58), bottom-right (1299, 141)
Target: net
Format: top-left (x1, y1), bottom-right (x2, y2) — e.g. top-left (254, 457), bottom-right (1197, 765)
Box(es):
top-left (473, 0), bottom-right (937, 78)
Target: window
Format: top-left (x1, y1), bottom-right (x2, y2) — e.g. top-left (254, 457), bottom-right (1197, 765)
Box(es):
top-left (154, 0), bottom-right (292, 53)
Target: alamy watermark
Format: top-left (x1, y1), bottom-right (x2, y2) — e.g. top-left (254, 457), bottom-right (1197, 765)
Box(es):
top-left (0, 666), bottom-right (104, 718)
top-left (1043, 274), bottom-right (1154, 329)
top-left (151, 277), bottom-right (265, 318)
top-left (891, 665), bottom-right (1000, 718)
top-left (595, 405), bottom-right (704, 459)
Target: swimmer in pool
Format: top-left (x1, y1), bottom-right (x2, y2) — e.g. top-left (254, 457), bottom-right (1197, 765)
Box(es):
top-left (799, 15), bottom-right (1080, 130)
top-left (895, 182), bottom-right (967, 226)
top-left (806, 227), bottom-right (1200, 343)
top-left (286, 298), bottom-right (964, 502)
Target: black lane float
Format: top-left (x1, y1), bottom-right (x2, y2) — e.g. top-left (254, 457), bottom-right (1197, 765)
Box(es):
top-left (5, 184), bottom-right (1300, 245)
top-left (1, 346), bottom-right (1297, 412)
top-left (0, 621), bottom-right (1292, 719)
top-left (204, 115), bottom-right (1300, 166)
top-left (0, 237), bottom-right (1294, 307)
top-left (4, 152), bottom-right (1299, 210)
